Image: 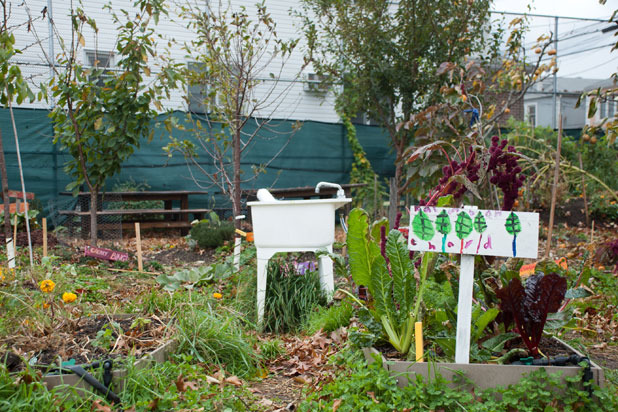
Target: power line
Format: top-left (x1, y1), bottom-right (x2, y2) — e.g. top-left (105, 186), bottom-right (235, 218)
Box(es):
top-left (490, 10), bottom-right (610, 22)
top-left (559, 55), bottom-right (618, 77)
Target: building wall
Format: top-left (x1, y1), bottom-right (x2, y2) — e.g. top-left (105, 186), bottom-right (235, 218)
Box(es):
top-left (8, 0), bottom-right (341, 123)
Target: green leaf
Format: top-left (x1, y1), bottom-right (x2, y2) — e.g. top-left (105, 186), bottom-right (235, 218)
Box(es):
top-left (435, 210), bottom-right (451, 235)
top-left (473, 212), bottom-right (487, 233)
top-left (371, 258), bottom-right (396, 327)
top-left (347, 208), bottom-right (379, 287)
top-left (472, 307), bottom-right (499, 341)
top-left (436, 195), bottom-right (454, 207)
top-left (505, 212), bottom-right (522, 235)
top-left (386, 229), bottom-right (414, 317)
top-left (412, 210), bottom-right (435, 240)
top-left (481, 332), bottom-right (519, 352)
top-left (455, 211), bottom-right (473, 239)
top-left (564, 287), bottom-right (592, 299)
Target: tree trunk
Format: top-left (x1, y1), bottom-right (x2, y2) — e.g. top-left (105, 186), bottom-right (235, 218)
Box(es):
top-left (232, 128), bottom-right (242, 228)
top-left (0, 128), bottom-right (11, 239)
top-left (90, 186), bottom-right (99, 246)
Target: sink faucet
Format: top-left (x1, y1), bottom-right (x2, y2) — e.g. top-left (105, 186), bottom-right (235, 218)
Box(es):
top-left (315, 182), bottom-right (345, 199)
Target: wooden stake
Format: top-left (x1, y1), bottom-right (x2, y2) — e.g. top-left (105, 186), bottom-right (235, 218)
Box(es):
top-left (135, 222), bottom-right (143, 272)
top-left (545, 116), bottom-right (563, 258)
top-left (13, 214), bottom-right (17, 256)
top-left (42, 217), bottom-right (48, 257)
top-left (415, 321), bottom-right (424, 362)
top-left (578, 153), bottom-right (590, 227)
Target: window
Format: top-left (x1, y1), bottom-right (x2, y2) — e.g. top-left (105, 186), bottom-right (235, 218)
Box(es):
top-left (525, 104), bottom-right (536, 127)
top-left (303, 73), bottom-right (329, 93)
top-left (186, 62), bottom-right (228, 114)
top-left (85, 50), bottom-right (114, 86)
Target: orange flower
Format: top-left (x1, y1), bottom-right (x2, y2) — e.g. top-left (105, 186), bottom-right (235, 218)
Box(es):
top-left (62, 292), bottom-right (77, 303)
top-left (43, 303), bottom-right (50, 309)
top-left (40, 279), bottom-right (55, 293)
top-left (213, 292), bottom-right (223, 300)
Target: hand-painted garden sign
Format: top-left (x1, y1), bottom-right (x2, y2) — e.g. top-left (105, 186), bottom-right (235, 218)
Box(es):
top-left (84, 246), bottom-right (129, 262)
top-left (408, 206), bottom-right (538, 259)
top-left (408, 205), bottom-right (540, 364)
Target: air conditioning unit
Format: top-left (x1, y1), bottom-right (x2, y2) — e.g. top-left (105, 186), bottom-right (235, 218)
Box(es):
top-left (303, 73), bottom-right (329, 93)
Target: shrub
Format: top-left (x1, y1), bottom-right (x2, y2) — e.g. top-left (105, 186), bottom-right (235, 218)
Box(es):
top-left (263, 256), bottom-right (326, 333)
top-left (189, 212), bottom-right (235, 249)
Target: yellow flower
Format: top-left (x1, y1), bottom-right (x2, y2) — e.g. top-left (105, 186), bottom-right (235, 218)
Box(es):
top-left (213, 292), bottom-right (223, 300)
top-left (43, 303), bottom-right (50, 309)
top-left (62, 292), bottom-right (77, 303)
top-left (40, 279), bottom-right (55, 293)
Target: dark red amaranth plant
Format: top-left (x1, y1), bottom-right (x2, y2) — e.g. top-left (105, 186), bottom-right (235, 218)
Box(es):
top-left (487, 136), bottom-right (526, 211)
top-left (420, 147), bottom-right (481, 206)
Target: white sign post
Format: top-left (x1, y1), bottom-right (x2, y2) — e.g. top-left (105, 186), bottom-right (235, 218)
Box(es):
top-left (407, 205), bottom-right (539, 364)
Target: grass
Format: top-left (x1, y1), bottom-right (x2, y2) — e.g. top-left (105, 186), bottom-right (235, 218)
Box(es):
top-left (174, 300), bottom-right (258, 378)
top-left (263, 256), bottom-right (327, 333)
top-left (303, 300), bottom-right (354, 335)
top-left (1, 233), bottom-right (617, 411)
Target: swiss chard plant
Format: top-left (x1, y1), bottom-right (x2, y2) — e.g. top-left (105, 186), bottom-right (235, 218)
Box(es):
top-left (346, 208), bottom-right (435, 356)
top-left (496, 272), bottom-right (567, 357)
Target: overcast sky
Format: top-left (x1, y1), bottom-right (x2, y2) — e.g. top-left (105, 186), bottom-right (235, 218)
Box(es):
top-left (491, 0), bottom-right (617, 79)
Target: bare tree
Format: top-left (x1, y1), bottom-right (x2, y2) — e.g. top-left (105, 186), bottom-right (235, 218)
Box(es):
top-left (166, 0), bottom-right (305, 223)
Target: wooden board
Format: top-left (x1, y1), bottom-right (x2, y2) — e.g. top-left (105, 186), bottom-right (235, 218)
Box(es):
top-left (84, 246), bottom-right (129, 262)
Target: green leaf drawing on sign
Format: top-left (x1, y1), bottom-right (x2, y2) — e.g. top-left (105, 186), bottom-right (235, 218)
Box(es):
top-left (474, 212), bottom-right (488, 254)
top-left (455, 211), bottom-right (473, 253)
top-left (412, 210), bottom-right (434, 241)
top-left (505, 212), bottom-right (522, 235)
top-left (455, 211), bottom-right (473, 239)
top-left (505, 212), bottom-right (522, 256)
top-left (435, 210), bottom-right (451, 252)
top-left (473, 212), bottom-right (487, 233)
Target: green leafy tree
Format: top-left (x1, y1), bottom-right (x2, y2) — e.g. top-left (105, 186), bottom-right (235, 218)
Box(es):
top-left (505, 211), bottom-right (521, 257)
top-left (434, 210), bottom-right (451, 252)
top-left (473, 211), bottom-right (487, 254)
top-left (166, 1), bottom-right (303, 224)
top-left (454, 211), bottom-right (473, 253)
top-left (299, 0), bottom-right (491, 209)
top-left (411, 209), bottom-right (434, 242)
top-left (48, 0), bottom-right (179, 244)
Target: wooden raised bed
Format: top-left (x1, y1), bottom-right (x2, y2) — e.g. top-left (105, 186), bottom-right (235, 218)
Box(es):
top-left (363, 337), bottom-right (604, 390)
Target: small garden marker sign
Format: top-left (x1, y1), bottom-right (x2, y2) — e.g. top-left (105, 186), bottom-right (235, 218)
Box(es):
top-left (408, 205), bottom-right (539, 363)
top-left (84, 246), bottom-right (129, 262)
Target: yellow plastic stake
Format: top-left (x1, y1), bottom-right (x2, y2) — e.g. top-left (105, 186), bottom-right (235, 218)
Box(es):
top-left (235, 229), bottom-right (247, 237)
top-left (415, 321), bottom-right (424, 362)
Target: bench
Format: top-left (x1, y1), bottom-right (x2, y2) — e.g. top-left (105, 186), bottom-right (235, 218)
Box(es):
top-left (58, 208), bottom-right (211, 233)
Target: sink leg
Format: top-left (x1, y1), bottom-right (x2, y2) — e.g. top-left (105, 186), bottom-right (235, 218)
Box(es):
top-left (318, 246), bottom-right (334, 300)
top-left (256, 257), bottom-right (269, 327)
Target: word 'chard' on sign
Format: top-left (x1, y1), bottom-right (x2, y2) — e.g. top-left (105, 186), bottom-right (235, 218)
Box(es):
top-left (408, 206), bottom-right (538, 259)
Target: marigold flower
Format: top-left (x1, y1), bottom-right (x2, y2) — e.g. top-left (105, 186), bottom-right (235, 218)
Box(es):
top-left (213, 292), bottom-right (223, 299)
top-left (40, 279), bottom-right (55, 293)
top-left (62, 292), bottom-right (77, 303)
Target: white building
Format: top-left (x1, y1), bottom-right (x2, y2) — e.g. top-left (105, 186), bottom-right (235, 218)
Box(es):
top-left (9, 0), bottom-right (340, 122)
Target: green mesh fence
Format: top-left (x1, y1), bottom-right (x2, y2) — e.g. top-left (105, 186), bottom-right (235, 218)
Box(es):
top-left (0, 109), bottom-right (396, 216)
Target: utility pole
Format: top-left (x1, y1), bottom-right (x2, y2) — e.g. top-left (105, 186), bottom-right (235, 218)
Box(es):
top-left (553, 16), bottom-right (558, 130)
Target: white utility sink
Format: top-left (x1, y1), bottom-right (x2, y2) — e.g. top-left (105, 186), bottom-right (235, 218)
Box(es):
top-left (248, 185), bottom-right (351, 325)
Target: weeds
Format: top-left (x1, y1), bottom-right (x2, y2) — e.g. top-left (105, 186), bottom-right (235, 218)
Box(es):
top-left (174, 302), bottom-right (257, 378)
top-left (263, 256), bottom-right (326, 333)
top-left (304, 300), bottom-right (354, 335)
